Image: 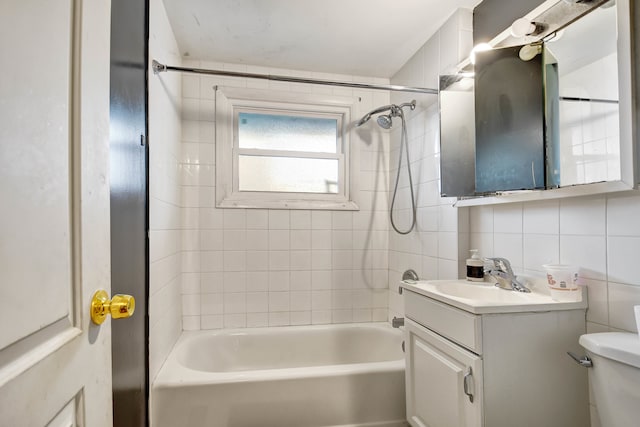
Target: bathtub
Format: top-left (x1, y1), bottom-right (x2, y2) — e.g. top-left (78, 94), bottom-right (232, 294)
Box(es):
top-left (151, 323), bottom-right (407, 427)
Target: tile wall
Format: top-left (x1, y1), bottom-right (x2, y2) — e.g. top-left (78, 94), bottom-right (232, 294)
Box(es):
top-left (469, 194), bottom-right (640, 427)
top-left (148, 0), bottom-right (183, 380)
top-left (178, 61), bottom-right (394, 329)
top-left (386, 9), bottom-right (474, 320)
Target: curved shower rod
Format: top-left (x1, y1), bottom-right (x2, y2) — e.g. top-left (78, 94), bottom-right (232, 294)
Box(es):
top-left (152, 60), bottom-right (438, 95)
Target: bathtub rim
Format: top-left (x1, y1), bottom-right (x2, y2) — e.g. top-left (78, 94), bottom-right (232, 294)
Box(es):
top-left (153, 322), bottom-right (404, 387)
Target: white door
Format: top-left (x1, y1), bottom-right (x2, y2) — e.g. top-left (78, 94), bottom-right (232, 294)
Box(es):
top-left (0, 0), bottom-right (114, 425)
top-left (405, 319), bottom-right (483, 427)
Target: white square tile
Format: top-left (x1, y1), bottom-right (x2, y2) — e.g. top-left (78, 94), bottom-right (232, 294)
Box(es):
top-left (269, 210), bottom-right (290, 229)
top-left (560, 235), bottom-right (606, 280)
top-left (246, 250), bottom-right (269, 271)
top-left (268, 312), bottom-right (290, 326)
top-left (246, 210), bottom-right (268, 229)
top-left (223, 209), bottom-right (246, 229)
top-left (269, 230), bottom-right (290, 250)
top-left (311, 250), bottom-right (332, 270)
top-left (493, 233), bottom-right (523, 270)
top-left (469, 206), bottom-right (494, 233)
top-left (290, 210), bottom-right (311, 229)
top-left (290, 250), bottom-right (312, 271)
top-left (290, 311), bottom-right (311, 325)
top-left (608, 282), bottom-right (640, 332)
top-left (269, 250), bottom-right (290, 271)
top-left (224, 314), bottom-right (247, 328)
top-left (332, 250), bottom-right (353, 270)
top-left (268, 271), bottom-right (290, 291)
top-left (181, 273), bottom-right (200, 294)
top-left (201, 315), bottom-right (223, 330)
top-left (223, 271), bottom-right (246, 292)
top-left (523, 234), bottom-right (559, 272)
top-left (290, 291), bottom-right (311, 311)
top-left (492, 203), bottom-right (523, 234)
top-left (182, 316), bottom-right (201, 331)
top-left (290, 270), bottom-right (312, 290)
top-left (311, 211), bottom-right (332, 229)
top-left (223, 292), bottom-right (246, 314)
top-left (312, 290), bottom-right (332, 310)
top-left (332, 211), bottom-right (353, 229)
top-left (311, 230), bottom-right (332, 250)
top-left (523, 200), bottom-right (559, 234)
top-left (560, 197), bottom-right (606, 235)
top-left (332, 230), bottom-right (353, 250)
top-left (223, 229), bottom-right (246, 251)
top-left (246, 229), bottom-right (268, 251)
top-left (607, 193), bottom-right (640, 236)
top-left (246, 292), bottom-right (268, 313)
top-left (332, 309), bottom-right (353, 323)
top-left (607, 236), bottom-right (640, 286)
top-left (200, 208), bottom-right (223, 229)
top-left (312, 310), bottom-right (331, 324)
top-left (290, 230), bottom-right (311, 250)
top-left (200, 251), bottom-right (223, 272)
top-left (201, 293), bottom-right (223, 315)
top-left (201, 272), bottom-right (224, 293)
top-left (246, 313), bottom-right (268, 327)
top-left (223, 251), bottom-right (246, 271)
top-left (246, 271), bottom-right (269, 291)
top-left (200, 230), bottom-right (223, 251)
top-left (182, 294), bottom-right (200, 316)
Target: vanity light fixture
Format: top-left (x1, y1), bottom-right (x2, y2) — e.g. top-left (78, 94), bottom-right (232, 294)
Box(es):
top-left (469, 43), bottom-right (492, 65)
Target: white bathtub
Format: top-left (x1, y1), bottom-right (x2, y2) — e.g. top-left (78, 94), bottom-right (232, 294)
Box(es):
top-left (151, 323), bottom-right (407, 427)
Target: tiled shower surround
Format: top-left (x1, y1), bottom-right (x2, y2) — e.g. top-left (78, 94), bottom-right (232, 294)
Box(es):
top-left (178, 63), bottom-right (393, 330)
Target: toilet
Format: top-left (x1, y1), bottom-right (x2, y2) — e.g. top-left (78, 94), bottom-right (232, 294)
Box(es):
top-left (579, 332), bottom-right (640, 427)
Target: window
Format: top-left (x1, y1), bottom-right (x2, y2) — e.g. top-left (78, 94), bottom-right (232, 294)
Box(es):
top-left (215, 87), bottom-right (359, 210)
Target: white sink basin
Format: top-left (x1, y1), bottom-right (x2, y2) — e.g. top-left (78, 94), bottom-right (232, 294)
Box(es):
top-left (402, 279), bottom-right (586, 314)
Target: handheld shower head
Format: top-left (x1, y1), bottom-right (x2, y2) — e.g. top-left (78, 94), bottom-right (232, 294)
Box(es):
top-left (376, 114), bottom-right (393, 129)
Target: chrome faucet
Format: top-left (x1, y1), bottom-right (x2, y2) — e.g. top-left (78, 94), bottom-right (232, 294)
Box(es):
top-left (484, 257), bottom-right (530, 293)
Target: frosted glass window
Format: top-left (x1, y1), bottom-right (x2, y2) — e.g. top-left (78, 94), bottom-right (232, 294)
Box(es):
top-left (238, 112), bottom-right (337, 153)
top-left (238, 155), bottom-right (339, 194)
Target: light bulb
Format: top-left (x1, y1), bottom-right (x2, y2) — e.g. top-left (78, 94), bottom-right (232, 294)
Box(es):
top-left (511, 18), bottom-right (537, 38)
top-left (519, 44), bottom-right (542, 61)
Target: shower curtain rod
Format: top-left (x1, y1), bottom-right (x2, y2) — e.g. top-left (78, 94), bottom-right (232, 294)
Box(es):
top-left (152, 60), bottom-right (438, 95)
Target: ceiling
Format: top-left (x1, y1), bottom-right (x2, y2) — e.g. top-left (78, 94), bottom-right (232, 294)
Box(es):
top-left (162, 0), bottom-right (481, 78)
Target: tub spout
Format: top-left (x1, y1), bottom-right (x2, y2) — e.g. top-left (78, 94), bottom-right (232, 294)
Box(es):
top-left (392, 317), bottom-right (404, 328)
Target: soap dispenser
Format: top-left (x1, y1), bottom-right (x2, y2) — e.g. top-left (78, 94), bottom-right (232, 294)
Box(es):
top-left (466, 249), bottom-right (484, 282)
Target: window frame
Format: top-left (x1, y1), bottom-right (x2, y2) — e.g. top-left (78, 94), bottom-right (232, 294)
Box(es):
top-left (215, 86), bottom-right (360, 210)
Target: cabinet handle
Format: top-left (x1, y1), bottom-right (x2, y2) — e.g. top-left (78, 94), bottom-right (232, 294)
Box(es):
top-left (463, 368), bottom-right (474, 403)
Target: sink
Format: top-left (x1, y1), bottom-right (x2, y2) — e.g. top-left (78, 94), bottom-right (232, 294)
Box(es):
top-left (402, 279), bottom-right (586, 314)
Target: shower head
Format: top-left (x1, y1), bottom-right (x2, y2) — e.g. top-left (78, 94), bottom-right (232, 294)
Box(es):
top-left (356, 104), bottom-right (394, 126)
top-left (376, 114), bottom-right (393, 129)
top-left (356, 100), bottom-right (416, 128)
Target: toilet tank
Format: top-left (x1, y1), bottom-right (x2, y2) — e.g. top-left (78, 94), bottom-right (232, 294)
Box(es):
top-left (579, 333), bottom-right (640, 427)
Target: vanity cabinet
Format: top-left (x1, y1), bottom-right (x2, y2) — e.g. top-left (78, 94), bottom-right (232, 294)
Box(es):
top-left (403, 288), bottom-right (590, 427)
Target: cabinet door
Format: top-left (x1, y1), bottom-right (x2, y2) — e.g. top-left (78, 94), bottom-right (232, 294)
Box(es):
top-left (405, 319), bottom-right (483, 427)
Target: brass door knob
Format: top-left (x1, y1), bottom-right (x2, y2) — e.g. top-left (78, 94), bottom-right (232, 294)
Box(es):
top-left (90, 290), bottom-right (135, 325)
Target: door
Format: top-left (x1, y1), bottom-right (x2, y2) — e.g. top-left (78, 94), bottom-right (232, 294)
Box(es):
top-left (405, 319), bottom-right (483, 427)
top-left (0, 0), bottom-right (114, 425)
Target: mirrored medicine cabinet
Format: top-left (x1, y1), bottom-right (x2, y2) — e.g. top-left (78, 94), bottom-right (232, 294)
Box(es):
top-left (440, 0), bottom-right (636, 205)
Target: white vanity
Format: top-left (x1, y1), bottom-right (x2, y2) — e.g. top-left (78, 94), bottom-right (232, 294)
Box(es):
top-left (401, 279), bottom-right (590, 427)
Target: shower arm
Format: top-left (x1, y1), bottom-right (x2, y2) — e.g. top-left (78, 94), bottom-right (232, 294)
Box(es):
top-left (357, 100), bottom-right (416, 126)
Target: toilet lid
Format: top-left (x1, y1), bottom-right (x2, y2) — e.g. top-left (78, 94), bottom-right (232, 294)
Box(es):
top-left (579, 332), bottom-right (640, 369)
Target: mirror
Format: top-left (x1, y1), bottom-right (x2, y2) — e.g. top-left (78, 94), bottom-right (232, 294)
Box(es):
top-left (440, 0), bottom-right (635, 202)
top-left (544, 3), bottom-right (619, 187)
